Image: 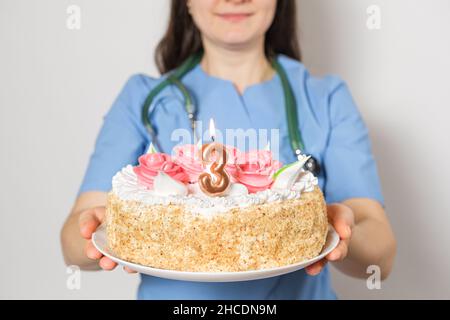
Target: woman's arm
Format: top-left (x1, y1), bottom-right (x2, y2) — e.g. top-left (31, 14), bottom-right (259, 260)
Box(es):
top-left (336, 198), bottom-right (396, 279)
top-left (60, 191), bottom-right (120, 271)
top-left (306, 198), bottom-right (397, 280)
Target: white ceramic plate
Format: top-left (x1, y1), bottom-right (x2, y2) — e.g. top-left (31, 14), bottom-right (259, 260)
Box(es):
top-left (92, 224), bottom-right (339, 282)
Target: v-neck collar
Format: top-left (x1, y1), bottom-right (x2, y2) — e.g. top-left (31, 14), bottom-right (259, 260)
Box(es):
top-left (181, 55), bottom-right (290, 134)
top-left (192, 58), bottom-right (280, 97)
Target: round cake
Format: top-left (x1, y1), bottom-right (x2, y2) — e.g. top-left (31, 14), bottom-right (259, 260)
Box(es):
top-left (106, 144), bottom-right (328, 272)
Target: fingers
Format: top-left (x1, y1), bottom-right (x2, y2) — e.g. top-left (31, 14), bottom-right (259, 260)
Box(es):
top-left (305, 238), bottom-right (350, 276)
top-left (123, 266), bottom-right (138, 274)
top-left (79, 207), bottom-right (134, 274)
top-left (326, 239), bottom-right (349, 261)
top-left (327, 204), bottom-right (353, 240)
top-left (305, 204), bottom-right (354, 277)
top-left (78, 207), bottom-right (119, 271)
top-left (79, 207), bottom-right (106, 239)
top-left (305, 259), bottom-right (328, 276)
top-left (85, 240), bottom-right (102, 260)
top-left (305, 239), bottom-right (349, 276)
top-left (99, 256), bottom-right (117, 270)
top-left (85, 239), bottom-right (121, 271)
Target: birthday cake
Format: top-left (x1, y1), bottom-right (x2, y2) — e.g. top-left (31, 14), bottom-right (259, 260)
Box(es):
top-left (106, 143), bottom-right (328, 272)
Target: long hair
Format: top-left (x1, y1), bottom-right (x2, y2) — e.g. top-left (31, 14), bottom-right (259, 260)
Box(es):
top-left (155, 0), bottom-right (301, 74)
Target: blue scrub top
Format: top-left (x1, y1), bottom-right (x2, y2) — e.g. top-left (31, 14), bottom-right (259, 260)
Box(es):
top-left (79, 54), bottom-right (384, 300)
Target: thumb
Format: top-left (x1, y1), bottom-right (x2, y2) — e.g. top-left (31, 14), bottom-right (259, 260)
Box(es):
top-left (327, 203), bottom-right (353, 240)
top-left (79, 207), bottom-right (105, 239)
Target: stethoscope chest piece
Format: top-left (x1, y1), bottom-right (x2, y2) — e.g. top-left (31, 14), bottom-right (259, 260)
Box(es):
top-left (304, 156), bottom-right (321, 176)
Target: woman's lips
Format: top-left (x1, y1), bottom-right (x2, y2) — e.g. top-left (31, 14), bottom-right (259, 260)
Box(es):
top-left (217, 13), bottom-right (253, 22)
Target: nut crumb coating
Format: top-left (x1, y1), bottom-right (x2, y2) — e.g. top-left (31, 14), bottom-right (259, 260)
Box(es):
top-left (106, 187), bottom-right (328, 272)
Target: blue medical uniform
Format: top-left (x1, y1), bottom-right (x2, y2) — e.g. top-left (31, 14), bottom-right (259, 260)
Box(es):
top-left (79, 54), bottom-right (384, 300)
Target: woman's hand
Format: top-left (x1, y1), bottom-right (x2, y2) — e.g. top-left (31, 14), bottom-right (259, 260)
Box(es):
top-left (79, 207), bottom-right (136, 273)
top-left (305, 203), bottom-right (354, 276)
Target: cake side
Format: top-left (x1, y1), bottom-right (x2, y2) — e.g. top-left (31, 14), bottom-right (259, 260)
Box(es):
top-left (106, 186), bottom-right (328, 272)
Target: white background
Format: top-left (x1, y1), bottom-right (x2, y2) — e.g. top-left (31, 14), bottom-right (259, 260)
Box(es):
top-left (1, 0), bottom-right (449, 299)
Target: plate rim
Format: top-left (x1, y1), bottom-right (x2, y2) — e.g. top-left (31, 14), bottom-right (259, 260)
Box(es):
top-left (92, 223), bottom-right (339, 281)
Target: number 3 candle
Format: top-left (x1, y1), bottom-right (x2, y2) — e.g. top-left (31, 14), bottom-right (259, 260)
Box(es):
top-left (198, 119), bottom-right (231, 197)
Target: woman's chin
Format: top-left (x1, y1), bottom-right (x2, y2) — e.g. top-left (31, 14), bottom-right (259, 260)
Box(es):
top-left (216, 34), bottom-right (261, 50)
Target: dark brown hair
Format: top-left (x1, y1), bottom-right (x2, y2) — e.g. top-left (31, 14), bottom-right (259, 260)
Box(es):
top-left (155, 0), bottom-right (301, 74)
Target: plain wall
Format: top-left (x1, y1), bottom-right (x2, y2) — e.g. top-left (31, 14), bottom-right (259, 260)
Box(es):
top-left (1, 0), bottom-right (449, 299)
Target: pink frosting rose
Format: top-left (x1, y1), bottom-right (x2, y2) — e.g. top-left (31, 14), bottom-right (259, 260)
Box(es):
top-left (235, 150), bottom-right (282, 193)
top-left (133, 153), bottom-right (188, 189)
top-left (172, 144), bottom-right (241, 183)
top-left (172, 144), bottom-right (203, 183)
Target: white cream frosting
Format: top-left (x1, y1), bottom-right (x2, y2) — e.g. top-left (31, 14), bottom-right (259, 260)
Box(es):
top-left (152, 171), bottom-right (188, 196)
top-left (112, 165), bottom-right (318, 216)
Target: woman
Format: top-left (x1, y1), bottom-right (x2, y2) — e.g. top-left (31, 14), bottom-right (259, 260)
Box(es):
top-left (61, 0), bottom-right (396, 299)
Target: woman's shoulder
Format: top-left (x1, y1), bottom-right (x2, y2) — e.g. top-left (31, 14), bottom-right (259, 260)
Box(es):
top-left (120, 73), bottom-right (162, 96)
top-left (278, 54), bottom-right (347, 99)
top-left (111, 73), bottom-right (166, 117)
top-left (278, 54), bottom-right (356, 121)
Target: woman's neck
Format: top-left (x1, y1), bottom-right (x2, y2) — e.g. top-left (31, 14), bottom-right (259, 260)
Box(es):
top-left (200, 38), bottom-right (275, 94)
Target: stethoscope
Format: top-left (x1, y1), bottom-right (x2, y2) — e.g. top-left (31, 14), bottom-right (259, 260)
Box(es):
top-left (141, 51), bottom-right (321, 176)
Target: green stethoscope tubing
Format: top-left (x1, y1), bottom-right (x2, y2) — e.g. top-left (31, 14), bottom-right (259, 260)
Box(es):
top-left (141, 52), bottom-right (203, 152)
top-left (141, 51), bottom-right (320, 174)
